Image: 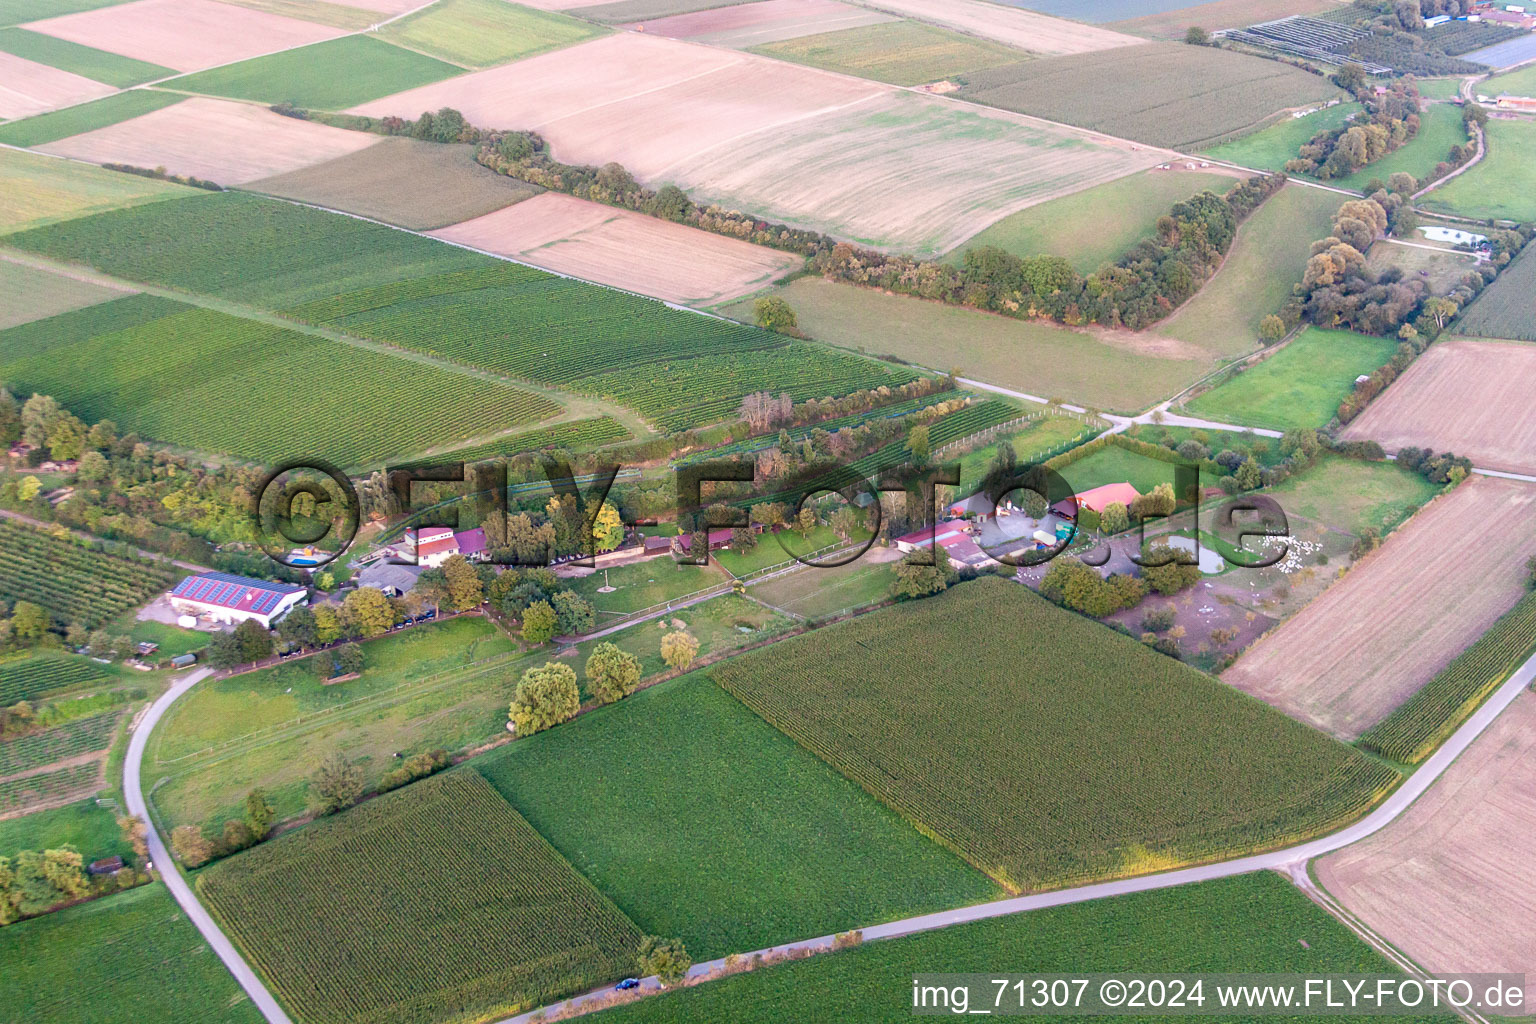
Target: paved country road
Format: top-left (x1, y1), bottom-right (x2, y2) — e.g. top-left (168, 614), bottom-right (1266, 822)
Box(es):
top-left (124, 669), bottom-right (295, 1024)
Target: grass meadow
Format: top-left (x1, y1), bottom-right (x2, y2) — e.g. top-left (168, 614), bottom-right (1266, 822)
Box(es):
top-left (168, 35), bottom-right (463, 109)
top-left (1057, 444), bottom-right (1180, 495)
top-left (0, 257), bottom-right (122, 329)
top-left (1200, 102), bottom-right (1361, 170)
top-left (0, 884), bottom-right (264, 1024)
top-left (0, 797), bottom-right (131, 863)
top-left (379, 0), bottom-right (605, 68)
top-left (1421, 117), bottom-right (1536, 223)
top-left (1262, 455), bottom-right (1442, 536)
top-left (476, 673), bottom-right (998, 959)
top-left (749, 559), bottom-right (897, 619)
top-left (751, 20), bottom-right (1023, 86)
top-left (1183, 327), bottom-right (1398, 432)
top-left (1331, 103), bottom-right (1468, 191)
top-left (0, 146), bottom-right (185, 234)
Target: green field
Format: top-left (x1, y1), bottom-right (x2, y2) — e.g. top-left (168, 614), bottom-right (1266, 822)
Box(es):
top-left (961, 43), bottom-right (1341, 149)
top-left (7, 192), bottom-right (911, 430)
top-left (751, 20), bottom-right (1022, 86)
top-left (1331, 102), bottom-right (1468, 190)
top-left (476, 673), bottom-right (997, 959)
top-left (198, 772), bottom-right (642, 1024)
top-left (570, 0), bottom-right (743, 20)
top-left (748, 558), bottom-right (897, 619)
top-left (0, 146), bottom-right (185, 234)
top-left (728, 278), bottom-right (1205, 414)
top-left (0, 293), bottom-right (562, 464)
top-left (590, 873), bottom-right (1433, 1024)
top-left (1184, 327), bottom-right (1399, 432)
top-left (1421, 118), bottom-right (1536, 223)
top-left (0, 89), bottom-right (183, 147)
top-left (712, 578), bottom-right (1397, 891)
top-left (0, 884), bottom-right (264, 1024)
top-left (1261, 454), bottom-right (1441, 536)
top-left (167, 35), bottom-right (463, 109)
top-left (1157, 183), bottom-right (1345, 356)
top-left (0, 256), bottom-right (123, 329)
top-left (248, 137), bottom-right (542, 231)
top-left (1484, 62), bottom-right (1536, 97)
top-left (0, 0), bottom-right (128, 22)
top-left (1455, 242), bottom-right (1536, 341)
top-left (1057, 444), bottom-right (1179, 496)
top-left (0, 709), bottom-right (121, 775)
top-left (711, 524), bottom-right (851, 578)
top-left (952, 415), bottom-right (1096, 490)
top-left (566, 557), bottom-right (728, 616)
top-left (1414, 79), bottom-right (1464, 100)
top-left (1200, 102), bottom-right (1362, 170)
top-left (947, 170), bottom-right (1234, 272)
top-left (116, 615), bottom-right (207, 659)
top-left (0, 797), bottom-right (131, 863)
top-left (0, 652), bottom-right (111, 704)
top-left (423, 415), bottom-right (630, 467)
top-left (0, 518), bottom-right (175, 628)
top-left (380, 0), bottom-right (605, 68)
top-left (0, 26), bottom-right (172, 85)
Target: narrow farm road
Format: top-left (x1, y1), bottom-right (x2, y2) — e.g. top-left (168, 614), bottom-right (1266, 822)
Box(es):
top-left (1413, 121), bottom-right (1484, 201)
top-left (124, 668), bottom-right (295, 1024)
top-left (501, 652), bottom-right (1536, 1024)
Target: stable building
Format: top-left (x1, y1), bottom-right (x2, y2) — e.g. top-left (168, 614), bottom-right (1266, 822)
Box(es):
top-left (168, 572), bottom-right (306, 628)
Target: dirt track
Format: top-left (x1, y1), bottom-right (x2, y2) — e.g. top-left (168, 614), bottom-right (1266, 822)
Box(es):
top-left (1317, 689), bottom-right (1536, 1009)
top-left (1222, 475), bottom-right (1536, 740)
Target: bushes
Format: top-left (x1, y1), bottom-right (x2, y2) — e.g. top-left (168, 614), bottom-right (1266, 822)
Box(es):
top-left (378, 749), bottom-right (449, 792)
top-left (1040, 558), bottom-right (1145, 618)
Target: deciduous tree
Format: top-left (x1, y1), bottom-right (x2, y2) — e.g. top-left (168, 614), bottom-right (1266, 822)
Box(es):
top-left (308, 753), bottom-right (365, 816)
top-left (660, 630), bottom-right (700, 670)
top-left (509, 662), bottom-right (579, 734)
top-left (586, 641), bottom-right (642, 704)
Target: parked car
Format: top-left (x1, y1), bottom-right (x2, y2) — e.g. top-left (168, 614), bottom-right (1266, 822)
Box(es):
top-left (615, 978), bottom-right (640, 991)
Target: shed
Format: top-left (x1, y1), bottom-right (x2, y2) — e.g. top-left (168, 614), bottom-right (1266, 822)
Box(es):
top-left (87, 856), bottom-right (124, 876)
top-left (171, 653), bottom-right (197, 668)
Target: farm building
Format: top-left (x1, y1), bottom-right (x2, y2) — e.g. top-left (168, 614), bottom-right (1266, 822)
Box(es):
top-left (356, 561), bottom-right (423, 598)
top-left (948, 492), bottom-right (998, 519)
top-left (677, 524), bottom-right (763, 553)
top-left (894, 522), bottom-right (996, 568)
top-left (405, 526), bottom-right (490, 567)
top-left (1420, 225), bottom-right (1489, 245)
top-left (1496, 95), bottom-right (1536, 112)
top-left (1050, 482), bottom-right (1140, 520)
top-left (168, 571), bottom-right (306, 628)
top-left (642, 534), bottom-right (676, 554)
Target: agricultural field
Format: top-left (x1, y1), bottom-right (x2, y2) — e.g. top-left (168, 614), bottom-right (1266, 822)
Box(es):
top-left (724, 277), bottom-right (1207, 413)
top-left (38, 96), bottom-right (381, 185)
top-left (0, 652), bottom-right (111, 705)
top-left (1420, 117), bottom-right (1536, 223)
top-left (351, 33), bottom-right (1161, 257)
top-left (541, 0), bottom-right (738, 20)
top-left (1364, 238), bottom-right (1480, 296)
top-left (712, 577), bottom-right (1397, 892)
top-left (0, 256), bottom-right (128, 329)
top-left (1107, 0), bottom-right (1344, 37)
top-left (380, 0), bottom-right (605, 68)
top-left (0, 25), bottom-right (173, 85)
top-left (0, 88), bottom-right (183, 147)
top-left (215, 0), bottom-right (379, 28)
top-left (422, 415), bottom-right (631, 467)
top-left (1340, 339), bottom-right (1536, 476)
top-left (750, 19), bottom-right (1025, 86)
top-left (946, 168), bottom-right (1236, 273)
top-left (1199, 101), bottom-right (1361, 171)
top-left (0, 796), bottom-right (131, 862)
top-left (19, 0), bottom-right (345, 72)
top-left (1, 0), bottom-right (133, 22)
top-left (166, 35), bottom-right (463, 110)
top-left (960, 43), bottom-right (1342, 150)
top-left (248, 138), bottom-right (544, 231)
top-left (1463, 31), bottom-right (1536, 67)
top-left (630, 0), bottom-right (898, 48)
top-left (1484, 61), bottom-right (1536, 97)
top-left (198, 772), bottom-right (644, 1024)
top-left (0, 293), bottom-right (562, 464)
top-left (1329, 102), bottom-right (1468, 191)
top-left (594, 872), bottom-right (1422, 1024)
top-left (0, 709), bottom-right (122, 776)
top-left (1455, 240), bottom-right (1536, 341)
top-left (1260, 454), bottom-right (1440, 536)
top-left (830, 0), bottom-right (1142, 53)
top-left (1318, 690), bottom-right (1536, 1009)
top-left (1223, 476), bottom-right (1536, 741)
top-left (0, 760), bottom-right (104, 814)
top-left (0, 48), bottom-right (115, 119)
top-left (0, 142), bottom-right (184, 234)
top-left (476, 672), bottom-right (998, 959)
top-left (748, 555), bottom-right (898, 619)
top-left (430, 192), bottom-right (803, 306)
top-left (951, 415), bottom-right (1097, 487)
top-left (1156, 183), bottom-right (1344, 356)
top-left (0, 519), bottom-right (176, 628)
top-left (0, 884), bottom-right (265, 1024)
top-left (1183, 327), bottom-right (1398, 432)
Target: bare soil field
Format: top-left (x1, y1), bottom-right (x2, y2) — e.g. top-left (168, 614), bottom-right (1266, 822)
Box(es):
top-left (0, 50), bottom-right (115, 120)
top-left (353, 33), bottom-right (1159, 254)
top-left (22, 0), bottom-right (346, 72)
top-left (845, 0), bottom-right (1142, 53)
top-left (1341, 340), bottom-right (1536, 477)
top-left (430, 192), bottom-right (802, 304)
top-left (1108, 0), bottom-right (1343, 38)
top-left (1317, 689), bottom-right (1536, 1008)
top-left (1222, 476), bottom-right (1536, 741)
top-left (630, 0), bottom-right (898, 47)
top-left (324, 0), bottom-right (423, 12)
top-left (40, 96), bottom-right (381, 185)
top-left (248, 137), bottom-right (542, 230)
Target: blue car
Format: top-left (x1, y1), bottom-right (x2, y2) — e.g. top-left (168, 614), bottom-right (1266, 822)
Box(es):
top-left (615, 978), bottom-right (640, 991)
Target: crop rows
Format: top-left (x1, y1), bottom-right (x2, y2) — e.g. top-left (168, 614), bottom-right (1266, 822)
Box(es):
top-left (197, 772), bottom-right (642, 1024)
top-left (0, 520), bottom-right (175, 628)
top-left (0, 655), bottom-right (109, 705)
top-left (711, 578), bottom-right (1398, 892)
top-left (0, 710), bottom-right (122, 777)
top-left (1361, 592), bottom-right (1536, 764)
top-left (420, 417), bottom-right (632, 467)
top-left (0, 761), bottom-right (102, 815)
top-left (1455, 244), bottom-right (1536, 341)
top-left (0, 295), bottom-right (560, 465)
top-left (574, 345), bottom-right (921, 432)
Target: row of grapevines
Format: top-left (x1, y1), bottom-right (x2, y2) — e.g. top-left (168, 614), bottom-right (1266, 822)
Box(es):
top-left (0, 520), bottom-right (175, 627)
top-left (0, 655), bottom-right (110, 705)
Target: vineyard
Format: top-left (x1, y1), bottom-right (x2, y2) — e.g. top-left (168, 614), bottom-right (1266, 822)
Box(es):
top-left (0, 655), bottom-right (109, 705)
top-left (1455, 243), bottom-right (1536, 342)
top-left (711, 578), bottom-right (1399, 892)
top-left (0, 761), bottom-right (102, 815)
top-left (418, 417), bottom-right (631, 468)
top-left (197, 771), bottom-right (643, 1024)
top-left (0, 520), bottom-right (175, 628)
top-left (1361, 592), bottom-right (1536, 764)
top-left (0, 294), bottom-right (561, 465)
top-left (0, 711), bottom-right (122, 777)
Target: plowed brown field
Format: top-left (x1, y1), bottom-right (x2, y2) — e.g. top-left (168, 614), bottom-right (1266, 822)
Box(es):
top-left (0, 52), bottom-right (116, 120)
